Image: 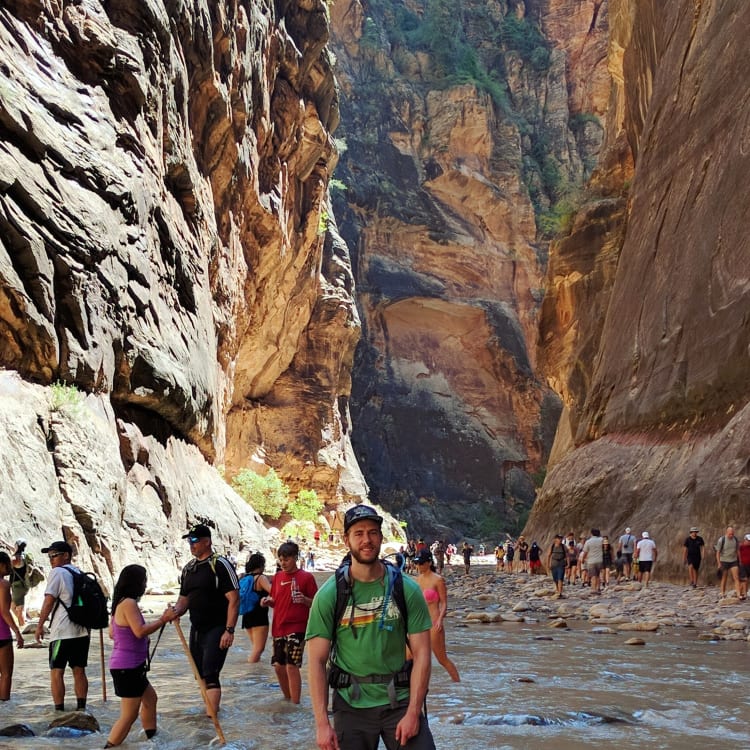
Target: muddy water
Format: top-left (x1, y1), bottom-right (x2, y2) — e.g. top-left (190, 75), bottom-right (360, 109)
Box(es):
top-left (1, 593), bottom-right (748, 749)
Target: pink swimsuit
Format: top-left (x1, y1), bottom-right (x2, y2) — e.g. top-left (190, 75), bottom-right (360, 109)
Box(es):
top-left (423, 587), bottom-right (439, 604)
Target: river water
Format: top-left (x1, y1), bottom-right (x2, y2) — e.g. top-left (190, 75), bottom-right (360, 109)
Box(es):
top-left (2, 572), bottom-right (749, 749)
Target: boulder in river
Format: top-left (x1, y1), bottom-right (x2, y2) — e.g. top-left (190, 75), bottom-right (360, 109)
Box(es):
top-left (0, 724), bottom-right (35, 737)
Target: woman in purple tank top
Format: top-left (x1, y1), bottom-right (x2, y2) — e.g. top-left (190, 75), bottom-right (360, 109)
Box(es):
top-left (105, 565), bottom-right (171, 747)
top-left (0, 551), bottom-right (24, 701)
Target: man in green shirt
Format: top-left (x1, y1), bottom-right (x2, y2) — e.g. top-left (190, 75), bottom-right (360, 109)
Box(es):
top-left (306, 505), bottom-right (435, 750)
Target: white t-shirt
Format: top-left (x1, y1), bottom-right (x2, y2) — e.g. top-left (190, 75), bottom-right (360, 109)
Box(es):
top-left (636, 538), bottom-right (657, 562)
top-left (45, 565), bottom-right (89, 640)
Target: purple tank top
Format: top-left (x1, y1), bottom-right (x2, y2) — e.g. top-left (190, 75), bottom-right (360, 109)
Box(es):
top-left (109, 609), bottom-right (148, 669)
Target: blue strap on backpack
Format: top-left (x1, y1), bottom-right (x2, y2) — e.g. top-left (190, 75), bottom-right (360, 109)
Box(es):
top-left (238, 574), bottom-right (260, 615)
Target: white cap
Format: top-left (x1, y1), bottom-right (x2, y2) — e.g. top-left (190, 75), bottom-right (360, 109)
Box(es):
top-left (642, 531), bottom-right (649, 538)
top-left (745, 534), bottom-right (750, 542)
top-left (625, 527), bottom-right (631, 533)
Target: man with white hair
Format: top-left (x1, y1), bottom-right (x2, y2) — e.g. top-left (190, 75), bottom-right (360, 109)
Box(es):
top-left (617, 527), bottom-right (636, 580)
top-left (636, 532), bottom-right (657, 587)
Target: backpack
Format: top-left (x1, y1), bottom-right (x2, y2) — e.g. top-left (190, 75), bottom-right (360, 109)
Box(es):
top-left (327, 558), bottom-right (413, 699)
top-left (238, 574), bottom-right (261, 615)
top-left (57, 565), bottom-right (109, 630)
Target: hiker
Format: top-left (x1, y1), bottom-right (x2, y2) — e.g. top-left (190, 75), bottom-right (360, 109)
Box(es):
top-left (517, 536), bottom-right (529, 573)
top-left (636, 532), bottom-right (658, 587)
top-left (414, 549), bottom-right (460, 682)
top-left (580, 529), bottom-right (604, 594)
top-left (306, 504), bottom-right (436, 750)
top-left (715, 526), bottom-right (741, 600)
top-left (239, 553), bottom-right (272, 663)
top-left (263, 541), bottom-right (317, 703)
top-left (165, 523), bottom-right (239, 716)
top-left (105, 565), bottom-right (172, 747)
top-left (34, 540), bottom-right (90, 711)
top-left (462, 541), bottom-right (474, 575)
top-left (546, 535), bottom-right (567, 598)
top-left (0, 551), bottom-right (24, 701)
top-left (617, 527), bottom-right (636, 580)
top-left (9, 539), bottom-right (37, 626)
top-left (683, 527), bottom-right (705, 588)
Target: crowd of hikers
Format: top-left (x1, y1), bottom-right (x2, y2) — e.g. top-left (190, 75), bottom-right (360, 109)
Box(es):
top-left (2, 518), bottom-right (745, 748)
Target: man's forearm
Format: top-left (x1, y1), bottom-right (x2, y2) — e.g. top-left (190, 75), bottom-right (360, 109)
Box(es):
top-left (226, 596), bottom-right (239, 628)
top-left (406, 633), bottom-right (431, 715)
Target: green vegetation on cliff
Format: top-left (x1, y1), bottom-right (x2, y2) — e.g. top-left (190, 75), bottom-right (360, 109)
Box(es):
top-left (231, 468), bottom-right (324, 527)
top-left (333, 0), bottom-right (589, 238)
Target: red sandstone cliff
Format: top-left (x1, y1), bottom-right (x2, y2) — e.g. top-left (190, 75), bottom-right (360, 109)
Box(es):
top-left (327, 0), bottom-right (609, 537)
top-left (527, 0), bottom-right (750, 579)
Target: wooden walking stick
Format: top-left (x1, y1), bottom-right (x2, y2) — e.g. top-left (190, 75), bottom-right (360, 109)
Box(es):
top-left (99, 628), bottom-right (107, 701)
top-left (173, 620), bottom-right (226, 745)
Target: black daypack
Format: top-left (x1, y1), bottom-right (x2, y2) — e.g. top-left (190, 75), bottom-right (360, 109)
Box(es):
top-left (57, 565), bottom-right (109, 629)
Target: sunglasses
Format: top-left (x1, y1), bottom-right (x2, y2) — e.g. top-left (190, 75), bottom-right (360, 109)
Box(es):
top-left (48, 552), bottom-right (63, 559)
top-left (187, 537), bottom-right (202, 544)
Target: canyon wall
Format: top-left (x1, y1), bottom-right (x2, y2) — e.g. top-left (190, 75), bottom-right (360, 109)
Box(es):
top-left (527, 0), bottom-right (750, 579)
top-left (328, 0), bottom-right (609, 538)
top-left (0, 0), bottom-right (367, 584)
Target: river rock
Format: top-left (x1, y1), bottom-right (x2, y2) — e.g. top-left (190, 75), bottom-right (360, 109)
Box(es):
top-left (501, 613), bottom-right (525, 623)
top-left (591, 626), bottom-right (617, 634)
top-left (588, 603), bottom-right (610, 618)
top-left (720, 619), bottom-right (746, 631)
top-left (534, 588), bottom-right (556, 597)
top-left (0, 724), bottom-right (35, 737)
top-left (624, 638), bottom-right (646, 646)
top-left (512, 601), bottom-right (530, 612)
top-left (617, 621), bottom-right (660, 632)
top-left (47, 711), bottom-right (100, 734)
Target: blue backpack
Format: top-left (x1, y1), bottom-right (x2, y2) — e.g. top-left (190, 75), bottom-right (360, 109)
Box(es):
top-left (238, 574), bottom-right (261, 615)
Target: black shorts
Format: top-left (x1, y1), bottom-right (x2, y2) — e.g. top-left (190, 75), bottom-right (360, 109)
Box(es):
top-left (638, 561), bottom-right (653, 573)
top-left (271, 633), bottom-right (305, 668)
top-left (111, 662), bottom-right (150, 698)
top-left (49, 635), bottom-right (90, 670)
top-left (242, 606), bottom-right (269, 630)
top-left (189, 625), bottom-right (228, 683)
top-left (0, 639), bottom-right (12, 649)
top-left (687, 557), bottom-right (702, 570)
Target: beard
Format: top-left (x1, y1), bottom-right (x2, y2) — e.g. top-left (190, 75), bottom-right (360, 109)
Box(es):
top-left (348, 544), bottom-right (381, 565)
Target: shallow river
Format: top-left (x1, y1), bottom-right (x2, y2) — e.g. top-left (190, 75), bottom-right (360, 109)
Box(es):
top-left (2, 581), bottom-right (749, 749)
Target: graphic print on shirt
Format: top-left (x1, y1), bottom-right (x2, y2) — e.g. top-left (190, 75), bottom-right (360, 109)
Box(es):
top-left (341, 593), bottom-right (400, 630)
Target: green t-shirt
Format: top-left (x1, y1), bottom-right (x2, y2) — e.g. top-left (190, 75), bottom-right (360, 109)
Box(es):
top-left (305, 570), bottom-right (432, 708)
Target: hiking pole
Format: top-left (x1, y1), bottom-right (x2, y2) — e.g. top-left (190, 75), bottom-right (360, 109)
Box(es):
top-left (148, 623), bottom-right (166, 669)
top-left (99, 629), bottom-right (107, 702)
top-left (173, 620), bottom-right (226, 746)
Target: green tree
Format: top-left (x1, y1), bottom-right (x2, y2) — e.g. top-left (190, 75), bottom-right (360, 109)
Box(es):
top-left (232, 468), bottom-right (289, 519)
top-left (287, 489), bottom-right (324, 523)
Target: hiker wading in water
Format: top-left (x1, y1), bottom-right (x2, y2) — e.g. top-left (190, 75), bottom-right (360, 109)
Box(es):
top-left (105, 565), bottom-right (172, 747)
top-left (306, 504), bottom-right (436, 750)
